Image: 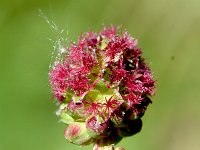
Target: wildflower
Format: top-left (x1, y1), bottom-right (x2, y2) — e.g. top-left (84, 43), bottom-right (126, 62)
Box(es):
top-left (49, 26), bottom-right (155, 150)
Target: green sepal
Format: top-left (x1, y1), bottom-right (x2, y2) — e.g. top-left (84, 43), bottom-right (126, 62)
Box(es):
top-left (95, 80), bottom-right (113, 94)
top-left (60, 111), bottom-right (74, 125)
top-left (72, 95), bottom-right (82, 103)
top-left (63, 89), bottom-right (74, 103)
top-left (101, 38), bottom-right (109, 50)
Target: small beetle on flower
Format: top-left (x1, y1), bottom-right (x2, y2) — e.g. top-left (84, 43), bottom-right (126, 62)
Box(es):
top-left (49, 26), bottom-right (155, 150)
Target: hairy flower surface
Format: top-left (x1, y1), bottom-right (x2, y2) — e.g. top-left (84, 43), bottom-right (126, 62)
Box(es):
top-left (49, 26), bottom-right (155, 150)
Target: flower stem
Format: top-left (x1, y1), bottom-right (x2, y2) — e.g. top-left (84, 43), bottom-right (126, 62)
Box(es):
top-left (92, 143), bottom-right (125, 150)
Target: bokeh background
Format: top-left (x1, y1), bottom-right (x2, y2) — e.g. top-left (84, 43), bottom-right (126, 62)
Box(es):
top-left (1, 0), bottom-right (200, 150)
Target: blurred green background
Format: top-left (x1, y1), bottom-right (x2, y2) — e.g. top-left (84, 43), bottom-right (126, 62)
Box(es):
top-left (0, 0), bottom-right (200, 150)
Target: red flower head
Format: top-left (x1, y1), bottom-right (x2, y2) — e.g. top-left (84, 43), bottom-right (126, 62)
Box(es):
top-left (49, 26), bottom-right (155, 150)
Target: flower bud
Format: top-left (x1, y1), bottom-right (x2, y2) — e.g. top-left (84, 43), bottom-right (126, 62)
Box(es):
top-left (115, 147), bottom-right (125, 150)
top-left (93, 144), bottom-right (114, 150)
top-left (64, 122), bottom-right (93, 145)
top-left (67, 100), bottom-right (87, 121)
top-left (92, 144), bottom-right (125, 150)
top-left (86, 115), bottom-right (112, 138)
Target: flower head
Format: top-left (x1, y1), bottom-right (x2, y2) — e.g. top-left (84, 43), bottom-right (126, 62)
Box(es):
top-left (49, 26), bottom-right (155, 150)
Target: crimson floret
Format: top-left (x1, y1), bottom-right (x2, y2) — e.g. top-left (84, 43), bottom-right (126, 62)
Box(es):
top-left (49, 26), bottom-right (156, 150)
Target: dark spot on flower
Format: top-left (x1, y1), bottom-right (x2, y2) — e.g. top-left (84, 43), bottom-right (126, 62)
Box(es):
top-left (119, 118), bottom-right (142, 137)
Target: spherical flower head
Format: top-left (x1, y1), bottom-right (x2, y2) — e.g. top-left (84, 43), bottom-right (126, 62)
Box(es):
top-left (49, 26), bottom-right (155, 149)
